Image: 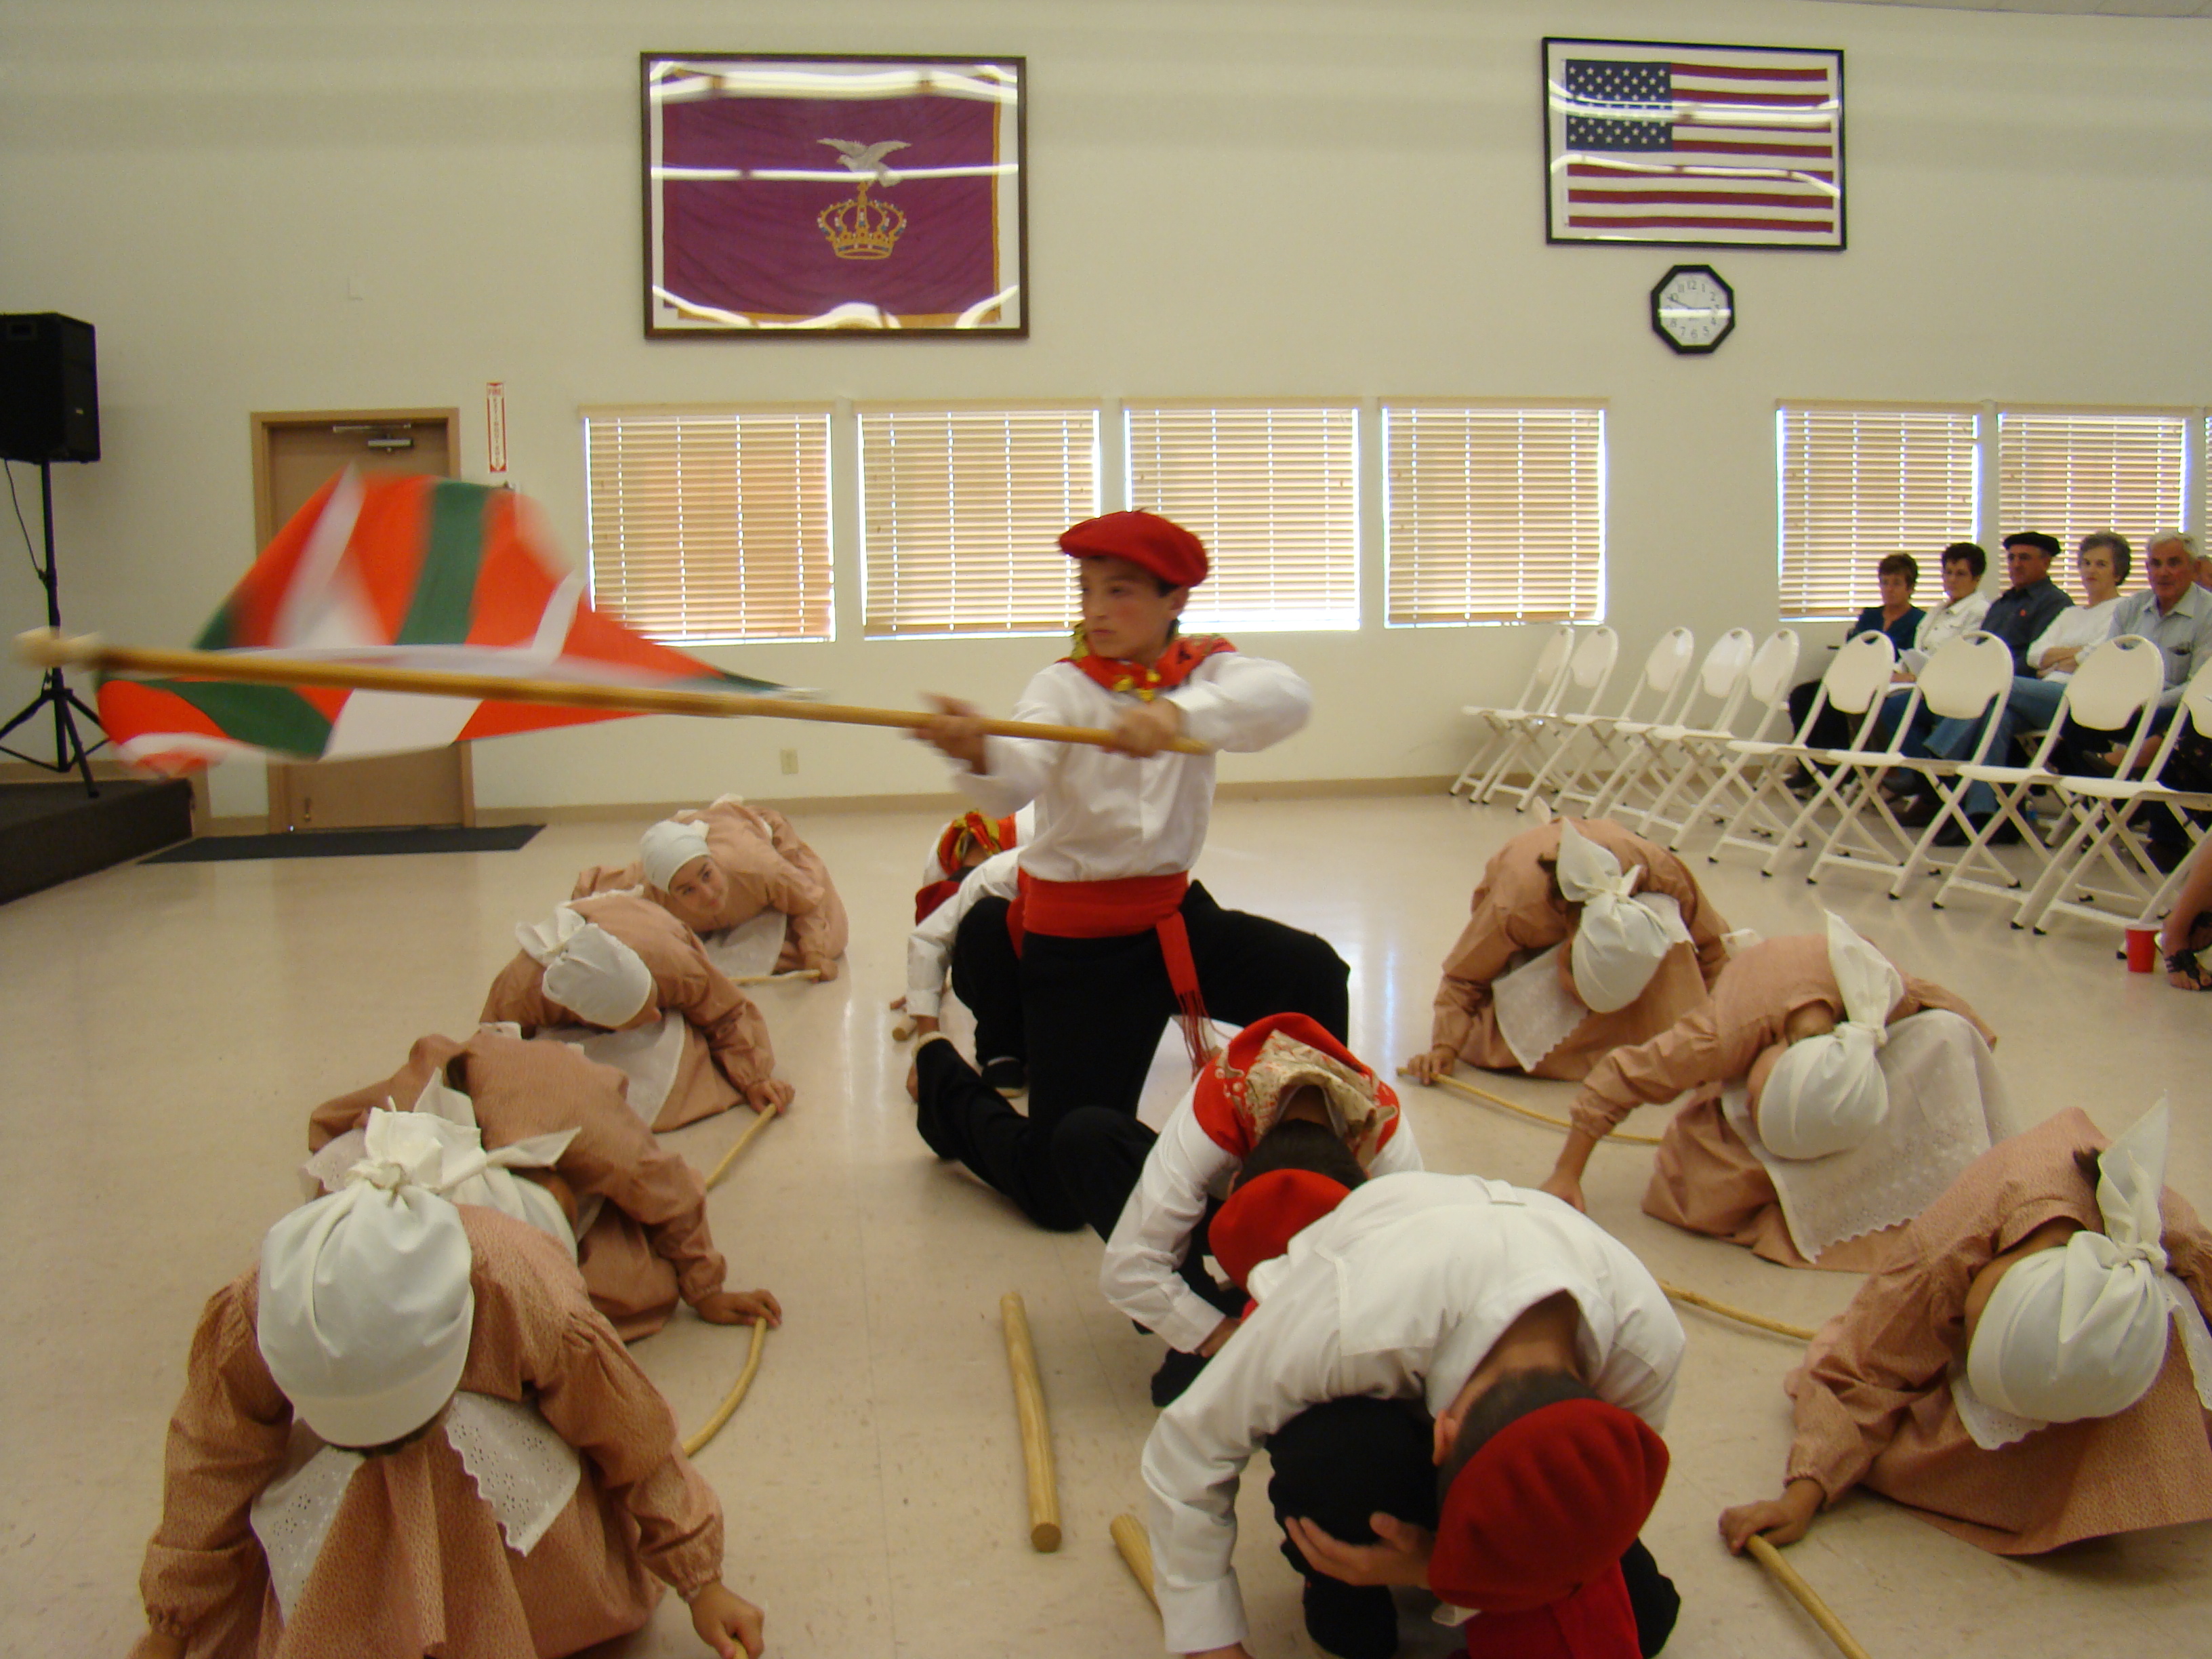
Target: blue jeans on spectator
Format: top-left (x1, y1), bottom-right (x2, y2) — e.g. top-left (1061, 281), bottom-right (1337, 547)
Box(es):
top-left (1910, 676), bottom-right (2068, 817)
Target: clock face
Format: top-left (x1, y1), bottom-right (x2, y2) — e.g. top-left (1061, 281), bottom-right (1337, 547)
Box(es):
top-left (1651, 265), bottom-right (1734, 354)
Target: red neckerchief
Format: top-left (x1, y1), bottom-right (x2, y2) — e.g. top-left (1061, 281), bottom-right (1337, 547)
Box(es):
top-left (1062, 632), bottom-right (1235, 699)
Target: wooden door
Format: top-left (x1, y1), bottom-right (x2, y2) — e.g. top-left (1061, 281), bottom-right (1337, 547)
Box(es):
top-left (251, 410), bottom-right (475, 832)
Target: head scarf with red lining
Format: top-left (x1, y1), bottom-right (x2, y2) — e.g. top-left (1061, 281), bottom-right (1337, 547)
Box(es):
top-left (914, 812), bottom-right (1020, 923)
top-left (1429, 1397), bottom-right (1670, 1615)
top-left (1191, 1013), bottom-right (1400, 1169)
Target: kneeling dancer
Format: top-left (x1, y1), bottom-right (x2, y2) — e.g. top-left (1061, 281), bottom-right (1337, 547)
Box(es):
top-left (1097, 1012), bottom-right (1423, 1405)
top-left (1722, 1100), bottom-right (2212, 1557)
top-left (1409, 819), bottom-right (1730, 1085)
top-left (1143, 1168), bottom-right (1683, 1659)
top-left (130, 1115), bottom-right (762, 1658)
top-left (575, 796), bottom-right (849, 981)
top-left (484, 892), bottom-right (793, 1126)
top-left (1542, 915), bottom-right (1998, 1271)
top-left (912, 511), bottom-right (1348, 1226)
top-left (307, 1027), bottom-right (779, 1340)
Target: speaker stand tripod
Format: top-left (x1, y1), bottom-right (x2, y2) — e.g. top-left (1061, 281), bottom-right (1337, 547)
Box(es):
top-left (1, 459), bottom-right (106, 796)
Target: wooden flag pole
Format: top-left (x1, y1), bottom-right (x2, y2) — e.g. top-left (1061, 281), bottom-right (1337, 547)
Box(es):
top-left (1399, 1069), bottom-right (1664, 1148)
top-left (15, 630), bottom-right (1212, 755)
top-left (1744, 1536), bottom-right (1877, 1659)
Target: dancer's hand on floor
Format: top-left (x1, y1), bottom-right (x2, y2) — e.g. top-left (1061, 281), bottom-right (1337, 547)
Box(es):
top-left (688, 1582), bottom-right (766, 1658)
top-left (1538, 1170), bottom-right (1586, 1212)
top-left (1284, 1513), bottom-right (1435, 1587)
top-left (697, 1289), bottom-right (782, 1328)
top-left (745, 1080), bottom-right (794, 1113)
top-left (1404, 1046), bottom-right (1456, 1084)
top-left (1719, 1479), bottom-right (1821, 1552)
top-left (804, 954), bottom-right (839, 983)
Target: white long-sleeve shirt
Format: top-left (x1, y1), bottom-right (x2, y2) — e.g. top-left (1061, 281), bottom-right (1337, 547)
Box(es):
top-left (1913, 590), bottom-right (1991, 655)
top-left (2026, 596), bottom-right (2122, 680)
top-left (1099, 1081), bottom-right (1426, 1355)
top-left (903, 847), bottom-right (1023, 1019)
top-left (1140, 1170), bottom-right (1683, 1656)
top-left (951, 653), bottom-right (1312, 883)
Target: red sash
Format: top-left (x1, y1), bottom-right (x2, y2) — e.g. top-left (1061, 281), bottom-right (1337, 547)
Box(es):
top-left (1007, 869), bottom-right (1214, 1069)
top-left (1061, 633), bottom-right (1235, 700)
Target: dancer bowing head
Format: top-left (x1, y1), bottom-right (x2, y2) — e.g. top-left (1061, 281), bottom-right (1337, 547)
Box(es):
top-left (1142, 1167), bottom-right (1683, 1659)
top-left (1722, 1099), bottom-right (2212, 1558)
top-left (130, 1115), bottom-right (764, 1659)
top-left (909, 511), bottom-right (1349, 1229)
top-left (1406, 818), bottom-right (1732, 1087)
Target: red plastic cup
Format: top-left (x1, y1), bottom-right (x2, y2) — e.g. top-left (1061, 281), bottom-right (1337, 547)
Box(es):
top-left (2125, 926), bottom-right (2159, 973)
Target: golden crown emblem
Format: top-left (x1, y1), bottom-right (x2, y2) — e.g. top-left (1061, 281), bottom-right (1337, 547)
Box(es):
top-left (818, 180), bottom-right (905, 261)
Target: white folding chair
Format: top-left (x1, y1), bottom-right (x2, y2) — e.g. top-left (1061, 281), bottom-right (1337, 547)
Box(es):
top-left (1635, 630), bottom-right (1795, 848)
top-left (1799, 633), bottom-right (2016, 893)
top-left (1589, 629), bottom-right (1754, 827)
top-left (1708, 631), bottom-right (1895, 871)
top-left (1932, 634), bottom-right (2168, 911)
top-left (1538, 628), bottom-right (1697, 816)
top-left (1451, 624), bottom-right (1574, 798)
top-left (2016, 661), bottom-right (2212, 937)
top-left (1475, 626), bottom-right (1618, 804)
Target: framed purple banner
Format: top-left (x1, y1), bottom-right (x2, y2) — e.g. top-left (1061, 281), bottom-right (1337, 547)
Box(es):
top-left (642, 54), bottom-right (1028, 336)
top-left (1543, 38), bottom-right (1844, 251)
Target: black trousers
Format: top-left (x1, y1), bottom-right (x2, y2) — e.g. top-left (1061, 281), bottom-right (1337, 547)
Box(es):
top-left (1265, 1397), bottom-right (1681, 1659)
top-left (1020, 880), bottom-right (1350, 1120)
top-left (949, 896), bottom-right (1026, 1066)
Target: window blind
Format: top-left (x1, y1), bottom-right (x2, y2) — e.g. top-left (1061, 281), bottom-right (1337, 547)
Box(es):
top-left (1383, 405), bottom-right (1604, 626)
top-left (859, 406), bottom-right (1098, 638)
top-left (1124, 403), bottom-right (1359, 631)
top-left (1996, 411), bottom-right (2188, 554)
top-left (582, 408), bottom-right (832, 642)
top-left (1777, 406), bottom-right (1978, 620)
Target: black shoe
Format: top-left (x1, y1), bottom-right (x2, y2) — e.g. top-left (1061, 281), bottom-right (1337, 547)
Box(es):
top-left (1895, 791), bottom-right (1941, 829)
top-left (1299, 1575), bottom-right (1398, 1659)
top-left (1149, 1345), bottom-right (1210, 1407)
top-left (979, 1055), bottom-right (1027, 1094)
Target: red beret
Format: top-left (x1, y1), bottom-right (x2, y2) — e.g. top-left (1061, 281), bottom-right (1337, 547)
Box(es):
top-left (1428, 1399), bottom-right (1669, 1615)
top-left (1208, 1169), bottom-right (1349, 1292)
top-left (1059, 510), bottom-right (1208, 589)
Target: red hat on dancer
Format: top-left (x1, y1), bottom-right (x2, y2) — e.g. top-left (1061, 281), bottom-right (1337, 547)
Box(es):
top-left (1059, 510), bottom-right (1208, 589)
top-left (1428, 1399), bottom-right (1670, 1615)
top-left (1208, 1169), bottom-right (1350, 1292)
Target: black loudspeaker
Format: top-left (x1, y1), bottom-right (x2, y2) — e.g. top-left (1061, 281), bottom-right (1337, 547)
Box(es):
top-left (0, 313), bottom-right (100, 464)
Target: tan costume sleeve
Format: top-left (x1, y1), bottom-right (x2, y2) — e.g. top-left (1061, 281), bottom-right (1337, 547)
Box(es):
top-left (1896, 974), bottom-right (1998, 1047)
top-left (1570, 1002), bottom-right (1767, 1139)
top-left (137, 1279), bottom-right (291, 1639)
top-left (653, 933), bottom-right (777, 1091)
top-left (306, 1033), bottom-right (464, 1152)
top-left (571, 862), bottom-right (645, 901)
top-left (694, 804), bottom-right (823, 918)
top-left (535, 1309), bottom-right (726, 1597)
top-left (752, 808), bottom-right (848, 970)
top-left (480, 950), bottom-right (562, 1029)
top-left (1428, 886), bottom-right (1556, 1055)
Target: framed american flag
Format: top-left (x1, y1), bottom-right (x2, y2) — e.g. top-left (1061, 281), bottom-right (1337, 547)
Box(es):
top-left (642, 54), bottom-right (1028, 336)
top-left (1542, 38), bottom-right (1845, 251)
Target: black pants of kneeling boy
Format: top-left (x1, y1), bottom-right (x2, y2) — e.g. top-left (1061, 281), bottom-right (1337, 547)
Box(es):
top-left (914, 880), bottom-right (1349, 1230)
top-left (1265, 1397), bottom-right (1681, 1659)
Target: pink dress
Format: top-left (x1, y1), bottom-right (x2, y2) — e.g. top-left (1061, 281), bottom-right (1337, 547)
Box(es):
top-left (1429, 819), bottom-right (1731, 1082)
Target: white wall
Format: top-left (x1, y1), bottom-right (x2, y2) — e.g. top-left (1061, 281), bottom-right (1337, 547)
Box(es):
top-left (3, 0), bottom-right (2207, 815)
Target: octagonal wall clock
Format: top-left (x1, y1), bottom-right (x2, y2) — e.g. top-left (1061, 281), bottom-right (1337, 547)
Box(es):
top-left (1650, 264), bottom-right (1734, 354)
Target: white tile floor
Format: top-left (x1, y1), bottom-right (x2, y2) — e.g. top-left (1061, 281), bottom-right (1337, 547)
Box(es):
top-left (1, 793), bottom-right (2206, 1658)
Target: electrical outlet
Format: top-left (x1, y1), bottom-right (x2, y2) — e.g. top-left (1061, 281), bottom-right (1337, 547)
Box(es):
top-left (779, 748), bottom-right (799, 775)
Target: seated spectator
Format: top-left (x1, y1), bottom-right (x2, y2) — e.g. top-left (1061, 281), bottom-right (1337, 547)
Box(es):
top-left (1542, 917), bottom-right (2001, 1271)
top-left (1786, 553), bottom-right (1927, 750)
top-left (128, 1139), bottom-right (764, 1659)
top-left (1864, 541), bottom-right (1991, 754)
top-left (575, 797), bottom-right (848, 981)
top-left (2157, 836), bottom-right (2212, 991)
top-left (2024, 531), bottom-right (2129, 683)
top-left (1720, 1101), bottom-right (2212, 1559)
top-left (308, 1028), bottom-right (781, 1340)
top-left (484, 893), bottom-right (793, 1127)
top-left (2061, 532), bottom-right (2212, 762)
top-left (1409, 819), bottom-right (1730, 1087)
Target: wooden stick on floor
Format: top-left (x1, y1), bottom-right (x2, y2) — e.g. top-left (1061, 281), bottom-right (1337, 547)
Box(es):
top-left (731, 968), bottom-right (822, 987)
top-left (1401, 1069), bottom-right (1664, 1147)
top-left (704, 1105), bottom-right (778, 1191)
top-left (1109, 1513), bottom-right (1159, 1611)
top-left (1658, 1282), bottom-right (1816, 1343)
top-left (1000, 1291), bottom-right (1062, 1552)
top-left (16, 630), bottom-right (1211, 755)
top-left (680, 1319), bottom-right (769, 1458)
top-left (1744, 1535), bottom-right (1877, 1659)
